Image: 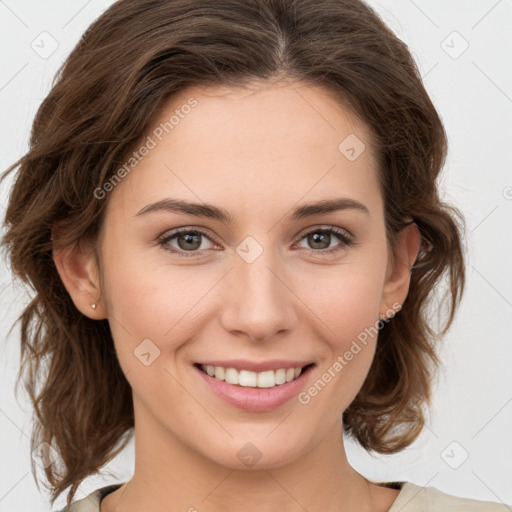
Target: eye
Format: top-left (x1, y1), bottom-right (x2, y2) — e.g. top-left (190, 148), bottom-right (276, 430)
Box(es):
top-left (158, 226), bottom-right (355, 258)
top-left (294, 226), bottom-right (354, 256)
top-left (158, 228), bottom-right (218, 257)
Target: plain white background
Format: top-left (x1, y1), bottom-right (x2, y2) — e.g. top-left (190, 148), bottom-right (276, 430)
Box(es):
top-left (1, 0), bottom-right (511, 510)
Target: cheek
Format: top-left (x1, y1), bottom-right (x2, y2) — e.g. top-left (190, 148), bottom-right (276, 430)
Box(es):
top-left (101, 243), bottom-right (226, 377)
top-left (294, 262), bottom-right (387, 410)
top-left (102, 264), bottom-right (215, 425)
top-left (107, 266), bottom-right (207, 336)
top-left (301, 260), bottom-right (386, 344)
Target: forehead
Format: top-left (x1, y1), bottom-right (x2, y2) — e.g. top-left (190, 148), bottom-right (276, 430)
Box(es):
top-left (106, 80), bottom-right (382, 220)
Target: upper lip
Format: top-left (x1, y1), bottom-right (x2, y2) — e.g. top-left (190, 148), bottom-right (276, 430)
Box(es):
top-left (195, 359), bottom-right (314, 372)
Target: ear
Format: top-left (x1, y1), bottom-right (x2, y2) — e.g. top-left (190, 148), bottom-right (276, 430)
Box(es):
top-left (53, 239), bottom-right (106, 320)
top-left (379, 221), bottom-right (421, 319)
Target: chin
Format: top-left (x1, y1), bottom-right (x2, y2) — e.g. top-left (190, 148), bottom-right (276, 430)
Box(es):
top-left (199, 433), bottom-right (308, 471)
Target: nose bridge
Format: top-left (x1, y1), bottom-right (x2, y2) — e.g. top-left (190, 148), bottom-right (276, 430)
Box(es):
top-left (220, 236), bottom-right (296, 341)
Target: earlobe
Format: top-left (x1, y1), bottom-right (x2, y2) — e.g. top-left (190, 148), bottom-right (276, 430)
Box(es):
top-left (379, 221), bottom-right (421, 318)
top-left (53, 240), bottom-right (106, 319)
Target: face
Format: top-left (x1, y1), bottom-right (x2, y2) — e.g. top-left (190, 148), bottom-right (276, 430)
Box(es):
top-left (84, 81), bottom-right (410, 470)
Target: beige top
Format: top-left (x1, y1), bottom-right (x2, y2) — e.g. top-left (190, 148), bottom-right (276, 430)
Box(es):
top-left (56, 481), bottom-right (510, 511)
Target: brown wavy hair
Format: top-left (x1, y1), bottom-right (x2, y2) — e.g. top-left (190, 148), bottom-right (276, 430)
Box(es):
top-left (1, 0), bottom-right (466, 507)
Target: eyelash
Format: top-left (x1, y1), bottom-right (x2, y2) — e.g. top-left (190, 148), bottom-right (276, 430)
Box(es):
top-left (157, 226), bottom-right (354, 258)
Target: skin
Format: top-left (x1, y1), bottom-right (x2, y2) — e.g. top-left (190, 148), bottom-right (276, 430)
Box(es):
top-left (54, 80), bottom-right (420, 512)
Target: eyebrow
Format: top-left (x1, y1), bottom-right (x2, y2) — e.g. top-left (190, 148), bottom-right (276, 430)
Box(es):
top-left (135, 197), bottom-right (370, 223)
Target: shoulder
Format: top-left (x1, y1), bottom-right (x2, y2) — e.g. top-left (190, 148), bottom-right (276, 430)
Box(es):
top-left (53, 483), bottom-right (125, 512)
top-left (388, 481), bottom-right (511, 511)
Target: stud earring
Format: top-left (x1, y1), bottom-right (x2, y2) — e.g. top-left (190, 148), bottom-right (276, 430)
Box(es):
top-left (91, 303), bottom-right (97, 310)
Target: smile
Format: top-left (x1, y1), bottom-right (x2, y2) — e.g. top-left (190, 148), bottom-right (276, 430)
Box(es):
top-left (198, 364), bottom-right (313, 388)
top-left (194, 361), bottom-right (316, 412)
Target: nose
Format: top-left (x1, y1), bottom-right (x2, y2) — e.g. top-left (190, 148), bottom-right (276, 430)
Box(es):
top-left (219, 250), bottom-right (298, 342)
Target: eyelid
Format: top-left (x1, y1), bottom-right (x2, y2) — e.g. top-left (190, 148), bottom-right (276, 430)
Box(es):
top-left (158, 224), bottom-right (355, 257)
top-left (292, 224), bottom-right (353, 243)
top-left (157, 226), bottom-right (220, 251)
top-left (159, 224), bottom-right (353, 242)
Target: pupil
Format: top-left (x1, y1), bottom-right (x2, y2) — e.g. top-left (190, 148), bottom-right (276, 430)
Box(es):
top-left (178, 233), bottom-right (201, 250)
top-left (310, 232), bottom-right (329, 249)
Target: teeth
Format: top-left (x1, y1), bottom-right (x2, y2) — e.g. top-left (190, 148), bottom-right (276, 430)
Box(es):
top-left (200, 364), bottom-right (307, 388)
top-left (214, 366), bottom-right (225, 380)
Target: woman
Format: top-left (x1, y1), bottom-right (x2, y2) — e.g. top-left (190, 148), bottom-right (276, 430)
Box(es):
top-left (2, 0), bottom-right (508, 511)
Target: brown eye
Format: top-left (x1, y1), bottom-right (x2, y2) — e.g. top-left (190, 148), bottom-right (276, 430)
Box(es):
top-left (295, 227), bottom-right (353, 255)
top-left (306, 231), bottom-right (332, 250)
top-left (159, 228), bottom-right (216, 257)
top-left (175, 232), bottom-right (203, 251)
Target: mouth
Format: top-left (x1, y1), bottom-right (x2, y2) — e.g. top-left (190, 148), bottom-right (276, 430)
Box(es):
top-left (193, 361), bottom-right (316, 412)
top-left (194, 362), bottom-right (316, 389)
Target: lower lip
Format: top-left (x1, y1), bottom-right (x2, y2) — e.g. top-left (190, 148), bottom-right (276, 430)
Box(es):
top-left (194, 364), bottom-right (314, 412)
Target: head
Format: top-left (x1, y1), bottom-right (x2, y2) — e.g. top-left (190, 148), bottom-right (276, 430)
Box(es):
top-left (2, 0), bottom-right (465, 507)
